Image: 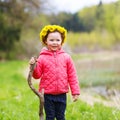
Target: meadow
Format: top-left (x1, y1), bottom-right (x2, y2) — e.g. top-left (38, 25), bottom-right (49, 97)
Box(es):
top-left (0, 53), bottom-right (120, 120)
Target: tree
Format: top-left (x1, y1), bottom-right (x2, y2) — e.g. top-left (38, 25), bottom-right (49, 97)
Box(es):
top-left (95, 0), bottom-right (105, 30)
top-left (48, 12), bottom-right (84, 32)
top-left (0, 13), bottom-right (21, 53)
top-left (0, 0), bottom-right (23, 58)
top-left (78, 6), bottom-right (96, 32)
top-left (61, 13), bottom-right (84, 32)
top-left (0, 0), bottom-right (46, 59)
top-left (104, 1), bottom-right (120, 42)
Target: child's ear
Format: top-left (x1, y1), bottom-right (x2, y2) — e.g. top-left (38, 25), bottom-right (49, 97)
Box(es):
top-left (45, 40), bottom-right (47, 44)
top-left (44, 40), bottom-right (48, 46)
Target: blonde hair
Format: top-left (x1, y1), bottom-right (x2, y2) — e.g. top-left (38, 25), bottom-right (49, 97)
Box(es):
top-left (39, 25), bottom-right (67, 45)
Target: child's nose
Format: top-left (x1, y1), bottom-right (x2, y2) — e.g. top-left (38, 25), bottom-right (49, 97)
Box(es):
top-left (53, 40), bottom-right (57, 44)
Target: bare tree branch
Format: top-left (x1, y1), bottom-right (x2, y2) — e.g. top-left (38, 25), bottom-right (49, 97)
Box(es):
top-left (27, 57), bottom-right (44, 120)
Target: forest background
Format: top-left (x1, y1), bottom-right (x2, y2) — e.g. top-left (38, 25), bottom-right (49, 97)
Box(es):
top-left (0, 0), bottom-right (120, 59)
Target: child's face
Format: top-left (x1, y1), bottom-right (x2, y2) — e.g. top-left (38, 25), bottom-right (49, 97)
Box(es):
top-left (45, 32), bottom-right (62, 51)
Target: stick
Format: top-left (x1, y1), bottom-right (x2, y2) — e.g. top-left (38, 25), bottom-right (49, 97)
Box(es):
top-left (27, 57), bottom-right (44, 120)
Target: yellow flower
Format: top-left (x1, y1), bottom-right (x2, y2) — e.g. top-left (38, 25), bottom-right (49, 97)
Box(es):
top-left (39, 25), bottom-right (67, 45)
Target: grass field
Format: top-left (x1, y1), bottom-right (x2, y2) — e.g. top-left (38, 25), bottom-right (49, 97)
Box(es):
top-left (0, 54), bottom-right (120, 120)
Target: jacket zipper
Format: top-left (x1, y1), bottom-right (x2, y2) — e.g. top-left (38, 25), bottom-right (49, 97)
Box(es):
top-left (53, 51), bottom-right (56, 58)
top-left (53, 52), bottom-right (58, 93)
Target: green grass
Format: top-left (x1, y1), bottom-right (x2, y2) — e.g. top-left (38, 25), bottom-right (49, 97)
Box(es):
top-left (0, 61), bottom-right (40, 119)
top-left (66, 98), bottom-right (120, 120)
top-left (0, 60), bottom-right (120, 120)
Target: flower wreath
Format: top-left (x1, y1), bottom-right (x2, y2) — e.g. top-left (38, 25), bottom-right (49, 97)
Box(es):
top-left (39, 25), bottom-right (67, 45)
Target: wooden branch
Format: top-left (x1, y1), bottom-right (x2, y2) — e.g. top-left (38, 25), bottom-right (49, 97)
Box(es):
top-left (27, 57), bottom-right (44, 120)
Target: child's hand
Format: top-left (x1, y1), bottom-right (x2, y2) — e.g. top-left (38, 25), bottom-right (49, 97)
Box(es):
top-left (72, 95), bottom-right (79, 102)
top-left (29, 57), bottom-right (36, 65)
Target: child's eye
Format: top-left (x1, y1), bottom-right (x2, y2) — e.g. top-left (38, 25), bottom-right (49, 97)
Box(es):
top-left (57, 39), bottom-right (60, 41)
top-left (50, 39), bottom-right (54, 41)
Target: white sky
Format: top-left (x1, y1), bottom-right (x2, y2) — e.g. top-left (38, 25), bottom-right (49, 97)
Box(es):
top-left (51, 0), bottom-right (118, 13)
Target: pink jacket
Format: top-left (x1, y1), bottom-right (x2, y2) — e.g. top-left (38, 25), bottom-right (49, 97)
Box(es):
top-left (32, 48), bottom-right (80, 95)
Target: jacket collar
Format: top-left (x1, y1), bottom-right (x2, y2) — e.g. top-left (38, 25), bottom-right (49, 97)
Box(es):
top-left (40, 47), bottom-right (65, 56)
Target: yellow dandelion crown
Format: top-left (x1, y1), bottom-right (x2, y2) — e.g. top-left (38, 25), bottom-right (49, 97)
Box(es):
top-left (40, 25), bottom-right (67, 45)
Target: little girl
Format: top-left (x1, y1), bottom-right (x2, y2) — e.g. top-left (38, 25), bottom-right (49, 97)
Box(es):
top-left (29, 25), bottom-right (80, 120)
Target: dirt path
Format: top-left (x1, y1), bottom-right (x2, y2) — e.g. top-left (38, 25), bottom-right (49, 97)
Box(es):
top-left (80, 87), bottom-right (120, 109)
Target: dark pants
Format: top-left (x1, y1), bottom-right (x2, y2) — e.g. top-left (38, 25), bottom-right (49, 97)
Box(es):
top-left (44, 94), bottom-right (66, 120)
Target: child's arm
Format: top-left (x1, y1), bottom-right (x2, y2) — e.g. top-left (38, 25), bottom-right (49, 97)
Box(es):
top-left (67, 56), bottom-right (80, 96)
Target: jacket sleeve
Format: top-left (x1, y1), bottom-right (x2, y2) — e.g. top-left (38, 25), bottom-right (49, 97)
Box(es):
top-left (32, 56), bottom-right (43, 79)
top-left (67, 56), bottom-right (80, 95)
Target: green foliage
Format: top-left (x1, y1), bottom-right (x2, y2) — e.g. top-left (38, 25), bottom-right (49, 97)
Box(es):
top-left (67, 31), bottom-right (115, 51)
top-left (0, 0), bottom-right (49, 59)
top-left (95, 1), bottom-right (105, 30)
top-left (77, 1), bottom-right (120, 42)
top-left (104, 1), bottom-right (120, 41)
top-left (0, 0), bottom-right (26, 59)
top-left (78, 6), bottom-right (96, 32)
top-left (49, 12), bottom-right (84, 32)
top-left (0, 11), bottom-right (21, 50)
